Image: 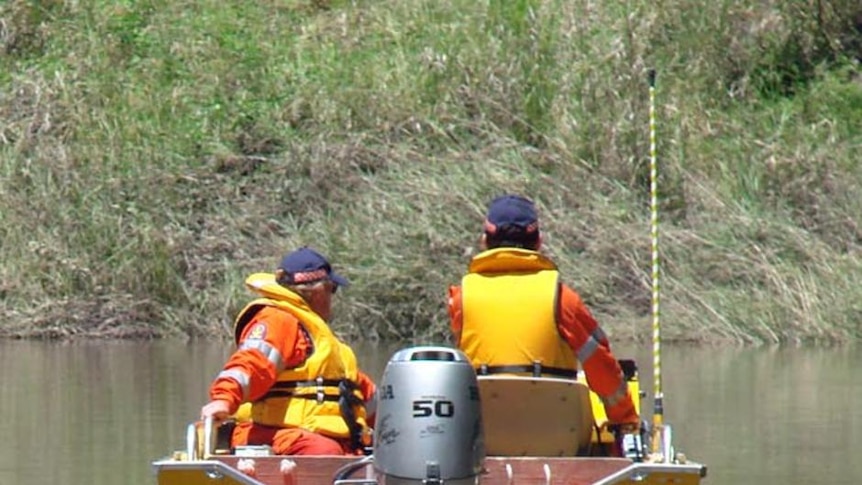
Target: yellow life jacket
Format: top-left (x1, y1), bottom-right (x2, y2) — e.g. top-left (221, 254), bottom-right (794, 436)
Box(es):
top-left (460, 248), bottom-right (577, 377)
top-left (232, 273), bottom-right (369, 448)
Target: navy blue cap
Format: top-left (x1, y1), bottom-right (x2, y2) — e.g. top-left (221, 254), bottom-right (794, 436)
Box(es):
top-left (484, 194), bottom-right (539, 235)
top-left (277, 247), bottom-right (349, 287)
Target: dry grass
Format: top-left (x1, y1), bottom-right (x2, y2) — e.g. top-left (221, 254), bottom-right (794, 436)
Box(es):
top-left (1, 0), bottom-right (861, 344)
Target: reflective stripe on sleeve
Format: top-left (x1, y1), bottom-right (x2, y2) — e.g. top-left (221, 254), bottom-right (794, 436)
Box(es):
top-left (575, 328), bottom-right (607, 364)
top-left (600, 378), bottom-right (629, 408)
top-left (239, 339), bottom-right (286, 372)
top-left (576, 335), bottom-right (599, 363)
top-left (216, 368), bottom-right (251, 402)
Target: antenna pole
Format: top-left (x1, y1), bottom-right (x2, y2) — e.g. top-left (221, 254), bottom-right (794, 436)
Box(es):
top-left (647, 68), bottom-right (664, 454)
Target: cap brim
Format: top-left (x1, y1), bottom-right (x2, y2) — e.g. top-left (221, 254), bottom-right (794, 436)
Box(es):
top-left (330, 272), bottom-right (350, 287)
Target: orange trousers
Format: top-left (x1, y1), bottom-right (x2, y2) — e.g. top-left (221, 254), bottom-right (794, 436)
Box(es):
top-left (231, 421), bottom-right (357, 455)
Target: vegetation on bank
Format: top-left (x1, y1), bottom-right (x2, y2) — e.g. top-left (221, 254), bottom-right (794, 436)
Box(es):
top-left (1, 0), bottom-right (861, 344)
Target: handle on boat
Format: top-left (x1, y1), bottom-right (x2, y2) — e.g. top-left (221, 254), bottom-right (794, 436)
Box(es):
top-left (184, 417), bottom-right (216, 460)
top-left (203, 416), bottom-right (215, 459)
top-left (186, 422), bottom-right (197, 459)
top-left (661, 423), bottom-right (673, 464)
top-left (199, 416), bottom-right (216, 460)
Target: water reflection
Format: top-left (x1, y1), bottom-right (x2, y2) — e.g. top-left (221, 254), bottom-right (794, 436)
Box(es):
top-left (658, 345), bottom-right (862, 485)
top-left (0, 340), bottom-right (859, 485)
top-left (0, 340), bottom-right (227, 485)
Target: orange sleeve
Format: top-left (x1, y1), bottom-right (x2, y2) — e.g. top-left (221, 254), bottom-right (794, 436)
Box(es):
top-left (208, 306), bottom-right (308, 413)
top-left (557, 284), bottom-right (639, 424)
top-left (447, 285), bottom-right (463, 345)
top-left (355, 370), bottom-right (377, 428)
top-left (356, 371), bottom-right (376, 398)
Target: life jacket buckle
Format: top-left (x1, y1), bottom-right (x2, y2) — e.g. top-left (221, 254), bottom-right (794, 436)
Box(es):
top-left (316, 376), bottom-right (325, 403)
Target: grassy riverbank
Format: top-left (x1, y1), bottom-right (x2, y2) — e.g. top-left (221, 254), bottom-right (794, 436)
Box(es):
top-left (2, 0), bottom-right (861, 344)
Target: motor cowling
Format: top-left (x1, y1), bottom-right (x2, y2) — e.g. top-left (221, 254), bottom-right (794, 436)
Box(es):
top-left (373, 346), bottom-right (485, 484)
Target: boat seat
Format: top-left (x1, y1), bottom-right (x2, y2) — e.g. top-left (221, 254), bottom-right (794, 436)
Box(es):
top-left (477, 375), bottom-right (595, 457)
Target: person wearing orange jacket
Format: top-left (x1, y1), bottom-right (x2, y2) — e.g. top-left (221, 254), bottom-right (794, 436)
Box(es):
top-left (448, 194), bottom-right (639, 430)
top-left (200, 247), bottom-right (376, 456)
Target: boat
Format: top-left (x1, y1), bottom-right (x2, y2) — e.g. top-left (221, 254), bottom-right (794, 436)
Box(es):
top-left (152, 345), bottom-right (707, 485)
top-left (153, 72), bottom-right (704, 485)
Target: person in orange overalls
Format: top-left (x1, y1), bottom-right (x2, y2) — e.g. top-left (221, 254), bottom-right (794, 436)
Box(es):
top-left (448, 195), bottom-right (639, 429)
top-left (200, 247), bottom-right (376, 456)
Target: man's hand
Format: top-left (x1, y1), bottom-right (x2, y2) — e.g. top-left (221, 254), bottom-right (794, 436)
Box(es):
top-left (200, 399), bottom-right (232, 422)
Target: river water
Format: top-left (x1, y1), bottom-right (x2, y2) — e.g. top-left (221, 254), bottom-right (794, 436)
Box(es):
top-left (0, 339), bottom-right (859, 485)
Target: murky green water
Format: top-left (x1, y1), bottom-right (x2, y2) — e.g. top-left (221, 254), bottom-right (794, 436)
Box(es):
top-left (1, 340), bottom-right (859, 485)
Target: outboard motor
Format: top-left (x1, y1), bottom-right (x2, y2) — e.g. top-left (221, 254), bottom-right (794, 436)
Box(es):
top-left (373, 346), bottom-right (485, 485)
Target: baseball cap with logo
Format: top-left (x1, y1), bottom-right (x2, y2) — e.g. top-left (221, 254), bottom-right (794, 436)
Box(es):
top-left (276, 247), bottom-right (349, 287)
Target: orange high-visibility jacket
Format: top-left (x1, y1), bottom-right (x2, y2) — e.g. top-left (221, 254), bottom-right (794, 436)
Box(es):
top-left (448, 248), bottom-right (638, 425)
top-left (209, 273), bottom-right (376, 442)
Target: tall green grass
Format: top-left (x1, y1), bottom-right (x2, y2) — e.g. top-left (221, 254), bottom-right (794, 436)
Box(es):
top-left (1, 0), bottom-right (861, 344)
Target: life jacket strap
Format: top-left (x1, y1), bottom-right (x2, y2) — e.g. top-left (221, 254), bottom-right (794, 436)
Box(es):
top-left (476, 363), bottom-right (577, 379)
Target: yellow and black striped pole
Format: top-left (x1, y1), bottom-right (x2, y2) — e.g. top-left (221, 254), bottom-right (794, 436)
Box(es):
top-left (647, 68), bottom-right (664, 455)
